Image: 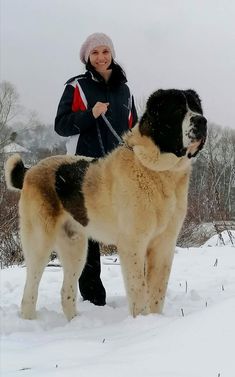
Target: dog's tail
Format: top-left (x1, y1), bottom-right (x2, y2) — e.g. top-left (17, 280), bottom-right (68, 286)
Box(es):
top-left (5, 154), bottom-right (28, 191)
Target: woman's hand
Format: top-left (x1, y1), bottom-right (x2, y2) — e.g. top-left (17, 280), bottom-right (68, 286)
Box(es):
top-left (92, 102), bottom-right (109, 119)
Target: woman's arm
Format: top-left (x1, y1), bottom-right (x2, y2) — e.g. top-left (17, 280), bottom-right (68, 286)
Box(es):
top-left (54, 85), bottom-right (96, 137)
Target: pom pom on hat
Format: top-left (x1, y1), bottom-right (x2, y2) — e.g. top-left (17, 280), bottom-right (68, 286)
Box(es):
top-left (80, 32), bottom-right (116, 64)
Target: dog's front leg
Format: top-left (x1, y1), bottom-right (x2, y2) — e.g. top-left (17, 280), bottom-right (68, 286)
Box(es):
top-left (146, 233), bottom-right (176, 314)
top-left (56, 227), bottom-right (88, 321)
top-left (117, 236), bottom-right (149, 317)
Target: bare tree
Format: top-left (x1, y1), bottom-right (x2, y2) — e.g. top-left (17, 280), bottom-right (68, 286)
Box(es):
top-left (179, 123), bottom-right (235, 246)
top-left (0, 81), bottom-right (23, 150)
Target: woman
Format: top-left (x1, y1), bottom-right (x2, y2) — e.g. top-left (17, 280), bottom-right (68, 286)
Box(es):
top-left (54, 32), bottom-right (138, 306)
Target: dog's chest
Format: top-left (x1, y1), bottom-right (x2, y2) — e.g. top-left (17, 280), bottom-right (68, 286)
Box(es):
top-left (143, 172), bottom-right (188, 228)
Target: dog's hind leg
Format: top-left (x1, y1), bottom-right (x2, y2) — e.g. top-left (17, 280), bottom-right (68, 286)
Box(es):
top-left (20, 227), bottom-right (53, 320)
top-left (117, 236), bottom-right (149, 317)
top-left (56, 220), bottom-right (88, 321)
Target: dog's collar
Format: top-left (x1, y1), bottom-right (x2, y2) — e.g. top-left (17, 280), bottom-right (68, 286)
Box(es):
top-left (121, 141), bottom-right (133, 151)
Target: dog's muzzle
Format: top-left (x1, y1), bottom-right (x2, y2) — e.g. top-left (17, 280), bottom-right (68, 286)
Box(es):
top-left (187, 115), bottom-right (207, 158)
top-left (191, 115), bottom-right (207, 140)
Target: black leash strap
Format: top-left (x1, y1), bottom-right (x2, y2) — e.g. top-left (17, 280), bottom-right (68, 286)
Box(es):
top-left (97, 113), bottom-right (132, 155)
top-left (96, 123), bottom-right (106, 156)
top-left (101, 113), bottom-right (123, 144)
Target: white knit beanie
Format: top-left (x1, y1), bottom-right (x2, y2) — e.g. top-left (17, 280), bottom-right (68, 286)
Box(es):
top-left (80, 32), bottom-right (116, 64)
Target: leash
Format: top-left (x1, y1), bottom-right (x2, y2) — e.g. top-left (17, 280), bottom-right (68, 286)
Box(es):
top-left (101, 113), bottom-right (123, 144)
top-left (96, 122), bottom-right (106, 156)
top-left (97, 113), bottom-right (132, 156)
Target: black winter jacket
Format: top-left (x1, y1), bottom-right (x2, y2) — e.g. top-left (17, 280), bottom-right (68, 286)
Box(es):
top-left (54, 70), bottom-right (138, 157)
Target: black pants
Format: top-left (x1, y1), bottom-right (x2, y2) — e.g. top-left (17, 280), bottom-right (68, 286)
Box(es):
top-left (79, 239), bottom-right (106, 306)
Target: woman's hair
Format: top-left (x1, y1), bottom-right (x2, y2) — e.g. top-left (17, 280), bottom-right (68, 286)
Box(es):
top-left (85, 59), bottom-right (127, 86)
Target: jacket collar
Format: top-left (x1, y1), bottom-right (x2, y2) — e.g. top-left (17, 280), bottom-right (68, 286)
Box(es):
top-left (86, 68), bottom-right (127, 86)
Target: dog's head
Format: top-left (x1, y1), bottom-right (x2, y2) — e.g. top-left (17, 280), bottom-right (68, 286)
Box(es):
top-left (139, 89), bottom-right (207, 158)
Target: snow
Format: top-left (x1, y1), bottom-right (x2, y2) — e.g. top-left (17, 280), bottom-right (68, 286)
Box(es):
top-left (1, 243), bottom-right (235, 376)
top-left (202, 230), bottom-right (235, 247)
top-left (3, 142), bottom-right (29, 153)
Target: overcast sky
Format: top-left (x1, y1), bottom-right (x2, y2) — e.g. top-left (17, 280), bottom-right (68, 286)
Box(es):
top-left (1, 0), bottom-right (235, 129)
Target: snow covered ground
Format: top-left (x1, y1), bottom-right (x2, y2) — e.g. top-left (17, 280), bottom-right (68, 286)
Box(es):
top-left (1, 232), bottom-right (235, 377)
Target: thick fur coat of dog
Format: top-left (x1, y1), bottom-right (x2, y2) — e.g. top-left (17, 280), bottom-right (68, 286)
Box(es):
top-left (5, 89), bottom-right (207, 321)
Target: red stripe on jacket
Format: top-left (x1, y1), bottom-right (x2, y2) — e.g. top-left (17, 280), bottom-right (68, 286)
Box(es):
top-left (128, 112), bottom-right (133, 129)
top-left (72, 85), bottom-right (86, 112)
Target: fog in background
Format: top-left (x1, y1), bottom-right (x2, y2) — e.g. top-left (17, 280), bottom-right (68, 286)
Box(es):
top-left (1, 0), bottom-right (235, 129)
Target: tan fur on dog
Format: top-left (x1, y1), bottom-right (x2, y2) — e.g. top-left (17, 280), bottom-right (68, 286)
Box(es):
top-left (5, 126), bottom-right (192, 321)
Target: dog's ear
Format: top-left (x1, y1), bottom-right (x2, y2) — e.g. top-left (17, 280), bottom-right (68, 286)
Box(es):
top-left (185, 89), bottom-right (201, 106)
top-left (139, 90), bottom-right (165, 137)
top-left (146, 89), bottom-right (165, 116)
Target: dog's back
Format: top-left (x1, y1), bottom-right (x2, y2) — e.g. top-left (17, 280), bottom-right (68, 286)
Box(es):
top-left (5, 153), bottom-right (92, 224)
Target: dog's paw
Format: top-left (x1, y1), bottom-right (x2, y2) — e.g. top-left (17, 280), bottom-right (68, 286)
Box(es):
top-left (63, 307), bottom-right (78, 322)
top-left (131, 303), bottom-right (149, 318)
top-left (20, 310), bottom-right (37, 320)
top-left (66, 312), bottom-right (78, 321)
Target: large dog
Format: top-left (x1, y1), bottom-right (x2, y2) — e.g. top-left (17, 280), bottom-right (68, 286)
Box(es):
top-left (5, 89), bottom-right (207, 321)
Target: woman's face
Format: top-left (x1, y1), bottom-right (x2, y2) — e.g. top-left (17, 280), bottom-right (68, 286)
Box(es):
top-left (89, 45), bottom-right (112, 74)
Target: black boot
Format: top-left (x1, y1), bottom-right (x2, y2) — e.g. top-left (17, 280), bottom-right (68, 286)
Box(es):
top-left (79, 239), bottom-right (106, 306)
